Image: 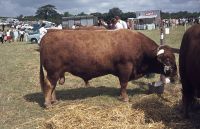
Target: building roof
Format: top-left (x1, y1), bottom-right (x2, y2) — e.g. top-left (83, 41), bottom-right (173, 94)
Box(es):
top-left (137, 15), bottom-right (157, 19)
top-left (62, 15), bottom-right (96, 20)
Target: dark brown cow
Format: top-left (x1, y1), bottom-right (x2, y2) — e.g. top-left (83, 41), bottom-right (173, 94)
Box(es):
top-left (179, 24), bottom-right (200, 118)
top-left (40, 29), bottom-right (178, 107)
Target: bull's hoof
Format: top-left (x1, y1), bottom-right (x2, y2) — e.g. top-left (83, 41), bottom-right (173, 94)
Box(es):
top-left (51, 100), bottom-right (59, 105)
top-left (85, 83), bottom-right (90, 87)
top-left (59, 77), bottom-right (65, 85)
top-left (118, 96), bottom-right (129, 102)
top-left (44, 102), bottom-right (53, 109)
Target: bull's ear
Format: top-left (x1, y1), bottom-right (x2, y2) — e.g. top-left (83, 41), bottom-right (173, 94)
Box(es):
top-left (170, 47), bottom-right (180, 54)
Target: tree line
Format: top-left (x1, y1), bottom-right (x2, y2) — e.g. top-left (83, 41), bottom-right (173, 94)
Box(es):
top-left (19, 4), bottom-right (200, 24)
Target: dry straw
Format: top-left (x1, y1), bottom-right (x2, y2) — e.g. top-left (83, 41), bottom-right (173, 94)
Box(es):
top-left (39, 85), bottom-right (200, 129)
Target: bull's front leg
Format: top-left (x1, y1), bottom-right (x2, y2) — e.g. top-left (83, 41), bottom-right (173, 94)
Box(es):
top-left (43, 74), bottom-right (59, 108)
top-left (119, 81), bottom-right (129, 102)
top-left (117, 63), bottom-right (133, 102)
top-left (43, 78), bottom-right (53, 107)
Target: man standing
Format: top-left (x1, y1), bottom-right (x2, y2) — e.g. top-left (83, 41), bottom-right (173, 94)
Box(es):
top-left (19, 29), bottom-right (25, 42)
top-left (2, 24), bottom-right (5, 31)
top-left (38, 23), bottom-right (47, 44)
top-left (111, 18), bottom-right (123, 30)
top-left (115, 16), bottom-right (128, 29)
top-left (0, 29), bottom-right (3, 44)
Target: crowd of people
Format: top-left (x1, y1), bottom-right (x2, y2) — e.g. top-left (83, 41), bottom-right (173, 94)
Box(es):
top-left (0, 27), bottom-right (26, 44)
top-left (162, 18), bottom-right (199, 28)
top-left (97, 16), bottom-right (129, 30)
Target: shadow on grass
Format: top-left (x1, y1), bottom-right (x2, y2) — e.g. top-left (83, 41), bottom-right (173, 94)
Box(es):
top-left (132, 97), bottom-right (200, 129)
top-left (24, 86), bottom-right (146, 108)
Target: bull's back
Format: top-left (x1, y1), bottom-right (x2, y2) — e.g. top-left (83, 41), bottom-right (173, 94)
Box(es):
top-left (41, 29), bottom-right (141, 63)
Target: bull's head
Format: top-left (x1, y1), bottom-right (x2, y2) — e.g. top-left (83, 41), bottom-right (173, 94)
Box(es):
top-left (156, 45), bottom-right (179, 82)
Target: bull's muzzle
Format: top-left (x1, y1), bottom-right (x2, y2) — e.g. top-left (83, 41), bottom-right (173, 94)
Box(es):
top-left (164, 64), bottom-right (178, 83)
top-left (164, 65), bottom-right (171, 75)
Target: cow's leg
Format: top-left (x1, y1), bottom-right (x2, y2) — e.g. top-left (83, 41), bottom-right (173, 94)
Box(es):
top-left (117, 63), bottom-right (133, 102)
top-left (119, 81), bottom-right (129, 102)
top-left (44, 73), bottom-right (59, 108)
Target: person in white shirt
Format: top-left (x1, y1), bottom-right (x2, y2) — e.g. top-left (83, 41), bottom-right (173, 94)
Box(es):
top-left (72, 24), bottom-right (76, 29)
top-left (13, 29), bottom-right (19, 42)
top-left (6, 29), bottom-right (12, 43)
top-left (19, 29), bottom-right (25, 42)
top-left (115, 16), bottom-right (128, 29)
top-left (111, 18), bottom-right (123, 30)
top-left (57, 24), bottom-right (62, 29)
top-left (38, 23), bottom-right (47, 44)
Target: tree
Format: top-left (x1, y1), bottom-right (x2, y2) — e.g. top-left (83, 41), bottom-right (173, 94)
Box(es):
top-left (23, 16), bottom-right (35, 21)
top-left (35, 4), bottom-right (59, 20)
top-left (77, 12), bottom-right (88, 16)
top-left (121, 12), bottom-right (136, 20)
top-left (17, 14), bottom-right (23, 21)
top-left (35, 4), bottom-right (62, 24)
top-left (108, 7), bottom-right (123, 18)
top-left (63, 12), bottom-right (73, 17)
top-left (90, 12), bottom-right (103, 19)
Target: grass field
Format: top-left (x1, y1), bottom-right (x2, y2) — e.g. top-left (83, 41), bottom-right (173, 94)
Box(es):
top-left (1, 26), bottom-right (200, 129)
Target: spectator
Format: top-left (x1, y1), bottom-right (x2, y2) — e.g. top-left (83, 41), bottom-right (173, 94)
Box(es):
top-left (99, 19), bottom-right (108, 28)
top-left (24, 30), bottom-right (29, 42)
top-left (72, 24), bottom-right (76, 29)
top-left (10, 29), bottom-right (14, 42)
top-left (6, 30), bottom-right (11, 43)
top-left (3, 31), bottom-right (7, 42)
top-left (111, 18), bottom-right (123, 30)
top-left (115, 16), bottom-right (128, 29)
top-left (0, 29), bottom-right (3, 44)
top-left (13, 29), bottom-right (19, 42)
top-left (19, 29), bottom-right (25, 42)
top-left (194, 18), bottom-right (199, 24)
top-left (38, 23), bottom-right (47, 44)
top-left (2, 24), bottom-right (5, 31)
top-left (57, 24), bottom-right (62, 29)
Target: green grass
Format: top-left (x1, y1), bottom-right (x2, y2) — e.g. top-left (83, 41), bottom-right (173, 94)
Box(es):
top-left (0, 26), bottom-right (196, 129)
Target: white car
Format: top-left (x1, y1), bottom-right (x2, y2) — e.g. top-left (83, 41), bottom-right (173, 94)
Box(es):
top-left (22, 24), bottom-right (33, 29)
top-left (27, 30), bottom-right (40, 43)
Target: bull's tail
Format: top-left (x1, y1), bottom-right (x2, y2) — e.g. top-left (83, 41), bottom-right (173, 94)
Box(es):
top-left (40, 56), bottom-right (45, 92)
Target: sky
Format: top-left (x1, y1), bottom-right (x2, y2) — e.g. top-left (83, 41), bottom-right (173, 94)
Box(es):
top-left (0, 0), bottom-right (200, 17)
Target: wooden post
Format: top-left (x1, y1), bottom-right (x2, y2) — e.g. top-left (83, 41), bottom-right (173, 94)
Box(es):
top-left (160, 19), bottom-right (166, 84)
top-left (184, 22), bottom-right (187, 31)
top-left (160, 20), bottom-right (164, 45)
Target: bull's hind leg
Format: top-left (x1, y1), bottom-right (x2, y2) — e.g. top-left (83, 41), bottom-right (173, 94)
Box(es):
top-left (117, 63), bottom-right (133, 102)
top-left (59, 72), bottom-right (65, 85)
top-left (44, 73), bottom-right (59, 108)
top-left (84, 80), bottom-right (90, 87)
top-left (181, 81), bottom-right (195, 118)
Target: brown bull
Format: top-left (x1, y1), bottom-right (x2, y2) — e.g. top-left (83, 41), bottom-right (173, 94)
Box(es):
top-left (40, 29), bottom-right (178, 107)
top-left (179, 24), bottom-right (200, 118)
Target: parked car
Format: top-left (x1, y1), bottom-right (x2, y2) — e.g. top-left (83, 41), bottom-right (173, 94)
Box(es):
top-left (27, 29), bottom-right (40, 43)
top-left (22, 24), bottom-right (33, 29)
